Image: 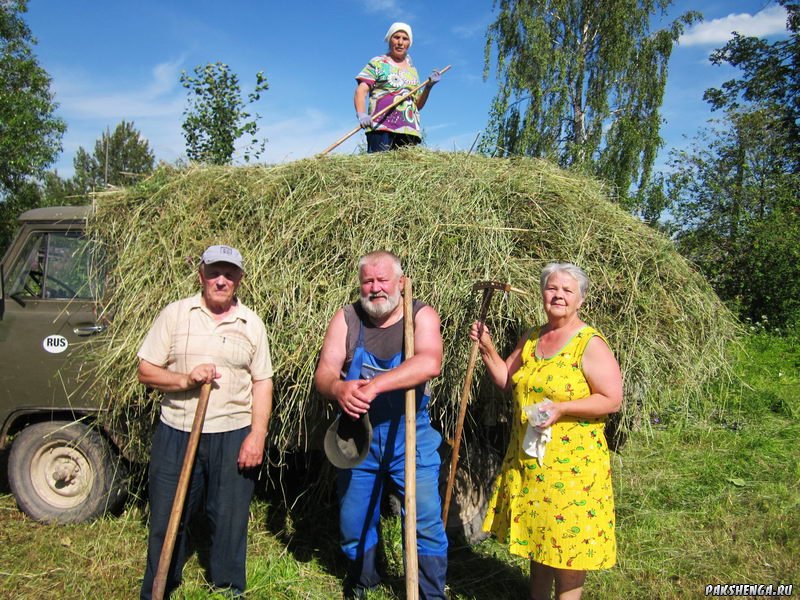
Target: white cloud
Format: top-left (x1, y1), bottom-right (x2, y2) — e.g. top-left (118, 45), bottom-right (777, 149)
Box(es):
top-left (260, 109), bottom-right (360, 162)
top-left (424, 122), bottom-right (453, 133)
top-left (49, 58), bottom-right (189, 176)
top-left (62, 95), bottom-right (184, 121)
top-left (56, 59), bottom-right (186, 120)
top-left (147, 57), bottom-right (186, 97)
top-left (355, 0), bottom-right (410, 19)
top-left (679, 5), bottom-right (788, 46)
top-left (358, 0), bottom-right (397, 14)
top-left (460, 72), bottom-right (484, 85)
top-left (451, 13), bottom-right (493, 39)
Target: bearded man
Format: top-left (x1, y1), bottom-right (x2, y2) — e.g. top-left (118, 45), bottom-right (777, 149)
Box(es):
top-left (314, 250), bottom-right (448, 599)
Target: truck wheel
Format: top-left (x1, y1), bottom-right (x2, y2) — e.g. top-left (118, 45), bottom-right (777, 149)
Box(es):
top-left (7, 421), bottom-right (128, 523)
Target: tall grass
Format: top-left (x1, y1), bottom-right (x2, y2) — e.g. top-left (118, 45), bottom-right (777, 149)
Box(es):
top-left (2, 331), bottom-right (795, 599)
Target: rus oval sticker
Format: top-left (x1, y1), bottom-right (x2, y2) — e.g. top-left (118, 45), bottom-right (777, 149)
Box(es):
top-left (43, 335), bottom-right (69, 354)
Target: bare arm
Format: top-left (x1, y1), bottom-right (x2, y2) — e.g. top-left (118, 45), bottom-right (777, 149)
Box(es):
top-left (314, 309), bottom-right (371, 419)
top-left (237, 377), bottom-right (273, 469)
top-left (354, 82), bottom-right (371, 114)
top-left (470, 321), bottom-right (526, 392)
top-left (137, 359), bottom-right (220, 393)
top-left (354, 305), bottom-right (443, 404)
top-left (538, 336), bottom-right (623, 427)
top-left (414, 82), bottom-right (433, 110)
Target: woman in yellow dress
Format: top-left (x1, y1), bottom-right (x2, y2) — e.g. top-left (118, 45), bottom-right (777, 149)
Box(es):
top-left (470, 263), bottom-right (623, 600)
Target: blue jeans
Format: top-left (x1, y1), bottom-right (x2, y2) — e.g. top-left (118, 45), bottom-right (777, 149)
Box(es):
top-left (366, 131), bottom-right (421, 153)
top-left (140, 422), bottom-right (257, 599)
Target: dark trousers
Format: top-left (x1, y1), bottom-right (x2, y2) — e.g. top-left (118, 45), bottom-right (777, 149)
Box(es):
top-left (140, 422), bottom-right (256, 600)
top-left (366, 131), bottom-right (421, 153)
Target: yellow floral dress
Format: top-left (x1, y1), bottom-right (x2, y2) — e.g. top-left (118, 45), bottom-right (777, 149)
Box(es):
top-left (482, 325), bottom-right (616, 570)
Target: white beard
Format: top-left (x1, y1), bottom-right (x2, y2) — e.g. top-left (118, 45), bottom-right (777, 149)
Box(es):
top-left (360, 289), bottom-right (401, 320)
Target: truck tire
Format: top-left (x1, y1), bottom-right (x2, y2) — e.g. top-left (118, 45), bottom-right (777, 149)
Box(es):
top-left (7, 421), bottom-right (128, 523)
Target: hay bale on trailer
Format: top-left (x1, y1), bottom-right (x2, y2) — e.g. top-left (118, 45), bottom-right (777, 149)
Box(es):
top-left (85, 149), bottom-right (738, 532)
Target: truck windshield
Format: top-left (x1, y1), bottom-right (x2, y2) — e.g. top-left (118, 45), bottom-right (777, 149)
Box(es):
top-left (5, 232), bottom-right (99, 300)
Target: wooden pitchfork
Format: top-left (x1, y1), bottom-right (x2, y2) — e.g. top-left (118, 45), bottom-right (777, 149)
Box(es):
top-left (441, 281), bottom-right (525, 528)
top-left (152, 382), bottom-right (212, 600)
top-left (402, 276), bottom-right (419, 600)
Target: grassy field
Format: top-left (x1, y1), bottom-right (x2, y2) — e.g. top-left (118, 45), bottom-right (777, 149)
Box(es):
top-left (0, 330), bottom-right (797, 599)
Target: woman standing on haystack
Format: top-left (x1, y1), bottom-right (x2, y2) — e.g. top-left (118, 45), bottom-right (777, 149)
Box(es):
top-left (469, 263), bottom-right (623, 600)
top-left (354, 22), bottom-right (440, 153)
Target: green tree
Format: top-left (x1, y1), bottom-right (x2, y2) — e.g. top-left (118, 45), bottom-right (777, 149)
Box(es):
top-left (72, 120), bottom-right (155, 192)
top-left (180, 63), bottom-right (268, 165)
top-left (665, 1), bottom-right (799, 327)
top-left (40, 170), bottom-right (83, 204)
top-left (667, 109), bottom-right (799, 326)
top-left (703, 0), bottom-right (799, 170)
top-left (0, 181), bottom-right (41, 251)
top-left (0, 0), bottom-right (65, 195)
top-left (481, 0), bottom-right (700, 202)
top-left (0, 171), bottom-right (85, 253)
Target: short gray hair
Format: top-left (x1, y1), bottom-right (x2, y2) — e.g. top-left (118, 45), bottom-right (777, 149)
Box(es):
top-left (540, 262), bottom-right (590, 299)
top-left (358, 251), bottom-right (403, 278)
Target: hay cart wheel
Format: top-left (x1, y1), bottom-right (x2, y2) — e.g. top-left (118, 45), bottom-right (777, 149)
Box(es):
top-left (7, 421), bottom-right (128, 523)
top-left (441, 443), bottom-right (502, 545)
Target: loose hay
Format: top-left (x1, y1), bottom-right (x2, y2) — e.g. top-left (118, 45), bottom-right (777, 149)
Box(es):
top-left (84, 149), bottom-right (740, 462)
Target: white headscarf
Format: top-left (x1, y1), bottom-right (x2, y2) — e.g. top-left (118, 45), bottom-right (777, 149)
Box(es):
top-left (384, 22), bottom-right (413, 47)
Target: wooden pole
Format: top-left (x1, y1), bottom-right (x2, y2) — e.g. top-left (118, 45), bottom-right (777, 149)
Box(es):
top-left (319, 65), bottom-right (451, 156)
top-left (442, 285), bottom-right (499, 527)
top-left (403, 277), bottom-right (419, 600)
top-left (152, 382), bottom-right (212, 600)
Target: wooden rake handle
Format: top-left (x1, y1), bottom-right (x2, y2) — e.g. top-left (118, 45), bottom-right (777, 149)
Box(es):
top-left (441, 287), bottom-right (496, 528)
top-left (403, 277), bottom-right (419, 600)
top-left (152, 382), bottom-right (212, 600)
top-left (319, 65), bottom-right (452, 156)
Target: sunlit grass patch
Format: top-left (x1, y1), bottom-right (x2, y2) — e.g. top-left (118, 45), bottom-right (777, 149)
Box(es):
top-left (0, 332), bottom-right (795, 598)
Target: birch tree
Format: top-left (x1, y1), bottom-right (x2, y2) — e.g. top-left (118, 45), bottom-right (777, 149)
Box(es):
top-left (181, 63), bottom-right (268, 165)
top-left (481, 0), bottom-right (699, 201)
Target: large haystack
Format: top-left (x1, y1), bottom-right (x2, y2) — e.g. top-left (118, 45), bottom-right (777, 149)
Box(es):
top-left (86, 149), bottom-right (739, 461)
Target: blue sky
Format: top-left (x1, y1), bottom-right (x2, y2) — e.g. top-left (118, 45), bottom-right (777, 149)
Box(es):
top-left (23, 1), bottom-right (790, 178)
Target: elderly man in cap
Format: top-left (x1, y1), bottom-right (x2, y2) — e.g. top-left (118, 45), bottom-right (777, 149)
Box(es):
top-left (315, 250), bottom-right (448, 599)
top-left (137, 244), bottom-right (274, 599)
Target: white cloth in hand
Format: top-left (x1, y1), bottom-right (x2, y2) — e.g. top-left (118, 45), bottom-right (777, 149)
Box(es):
top-left (522, 399), bottom-right (553, 466)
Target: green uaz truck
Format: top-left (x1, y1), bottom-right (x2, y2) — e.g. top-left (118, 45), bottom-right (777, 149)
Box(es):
top-left (0, 206), bottom-right (127, 523)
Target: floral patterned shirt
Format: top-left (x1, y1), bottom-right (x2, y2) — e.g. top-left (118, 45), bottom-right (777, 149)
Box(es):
top-left (356, 55), bottom-right (422, 137)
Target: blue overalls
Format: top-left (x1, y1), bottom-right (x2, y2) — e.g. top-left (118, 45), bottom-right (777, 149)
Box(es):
top-left (338, 318), bottom-right (448, 599)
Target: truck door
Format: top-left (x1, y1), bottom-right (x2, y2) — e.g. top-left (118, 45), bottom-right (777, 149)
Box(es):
top-left (0, 229), bottom-right (104, 413)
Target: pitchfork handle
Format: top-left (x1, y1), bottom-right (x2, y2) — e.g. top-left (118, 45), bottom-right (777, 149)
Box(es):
top-left (152, 382), bottom-right (212, 600)
top-left (442, 287), bottom-right (495, 527)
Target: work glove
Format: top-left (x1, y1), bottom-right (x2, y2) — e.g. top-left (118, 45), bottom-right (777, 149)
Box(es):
top-left (427, 70), bottom-right (441, 87)
top-left (356, 111), bottom-right (374, 129)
